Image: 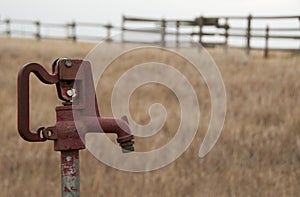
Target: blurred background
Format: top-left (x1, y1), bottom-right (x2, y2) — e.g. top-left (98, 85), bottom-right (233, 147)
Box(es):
top-left (0, 0), bottom-right (299, 196)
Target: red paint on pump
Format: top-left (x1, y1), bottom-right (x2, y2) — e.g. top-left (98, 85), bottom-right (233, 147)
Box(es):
top-left (17, 59), bottom-right (135, 196)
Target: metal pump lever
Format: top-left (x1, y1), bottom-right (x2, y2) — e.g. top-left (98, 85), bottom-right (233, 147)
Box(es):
top-left (18, 62), bottom-right (58, 141)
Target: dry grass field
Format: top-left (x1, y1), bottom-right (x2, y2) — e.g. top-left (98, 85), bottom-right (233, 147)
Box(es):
top-left (0, 38), bottom-right (299, 196)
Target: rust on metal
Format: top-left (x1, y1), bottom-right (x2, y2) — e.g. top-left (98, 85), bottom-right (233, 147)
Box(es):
top-left (61, 150), bottom-right (80, 197)
top-left (17, 58), bottom-right (135, 196)
top-left (18, 63), bottom-right (58, 141)
top-left (17, 58), bottom-right (134, 151)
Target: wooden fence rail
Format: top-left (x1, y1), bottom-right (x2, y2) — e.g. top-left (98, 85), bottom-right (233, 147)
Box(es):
top-left (0, 14), bottom-right (299, 57)
top-left (122, 15), bottom-right (300, 57)
top-left (0, 18), bottom-right (114, 42)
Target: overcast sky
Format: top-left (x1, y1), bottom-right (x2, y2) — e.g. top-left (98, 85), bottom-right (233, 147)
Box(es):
top-left (0, 0), bottom-right (299, 24)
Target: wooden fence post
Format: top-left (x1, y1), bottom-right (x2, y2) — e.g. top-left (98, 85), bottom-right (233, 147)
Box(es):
top-left (198, 16), bottom-right (203, 45)
top-left (264, 25), bottom-right (270, 58)
top-left (225, 17), bottom-right (229, 47)
top-left (5, 18), bottom-right (11, 37)
top-left (176, 20), bottom-right (180, 47)
top-left (161, 19), bottom-right (166, 47)
top-left (105, 23), bottom-right (112, 42)
top-left (246, 14), bottom-right (252, 54)
top-left (121, 15), bottom-right (125, 43)
top-left (35, 21), bottom-right (41, 40)
top-left (71, 21), bottom-right (77, 42)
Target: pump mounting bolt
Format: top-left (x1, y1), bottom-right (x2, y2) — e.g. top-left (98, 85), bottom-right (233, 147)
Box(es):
top-left (65, 60), bottom-right (72, 67)
top-left (66, 89), bottom-right (75, 97)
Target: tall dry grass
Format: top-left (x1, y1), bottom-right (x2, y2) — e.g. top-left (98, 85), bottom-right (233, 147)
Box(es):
top-left (0, 38), bottom-right (299, 196)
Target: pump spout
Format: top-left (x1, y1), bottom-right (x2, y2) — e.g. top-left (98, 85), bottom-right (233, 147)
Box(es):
top-left (83, 116), bottom-right (134, 153)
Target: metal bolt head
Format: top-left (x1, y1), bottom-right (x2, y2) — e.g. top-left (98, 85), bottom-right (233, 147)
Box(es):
top-left (65, 60), bottom-right (72, 67)
top-left (66, 89), bottom-right (75, 97)
top-left (66, 156), bottom-right (72, 162)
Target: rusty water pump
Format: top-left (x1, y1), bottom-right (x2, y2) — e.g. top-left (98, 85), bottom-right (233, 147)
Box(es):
top-left (17, 58), bottom-right (134, 196)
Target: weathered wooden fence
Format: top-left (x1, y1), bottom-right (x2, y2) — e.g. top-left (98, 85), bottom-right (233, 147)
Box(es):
top-left (122, 15), bottom-right (300, 57)
top-left (0, 15), bottom-right (299, 57)
top-left (0, 18), bottom-right (115, 42)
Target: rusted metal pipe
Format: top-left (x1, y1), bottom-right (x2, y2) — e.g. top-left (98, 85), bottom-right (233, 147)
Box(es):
top-left (61, 150), bottom-right (80, 197)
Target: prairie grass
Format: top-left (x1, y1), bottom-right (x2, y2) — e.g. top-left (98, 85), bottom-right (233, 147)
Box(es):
top-left (0, 38), bottom-right (299, 196)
